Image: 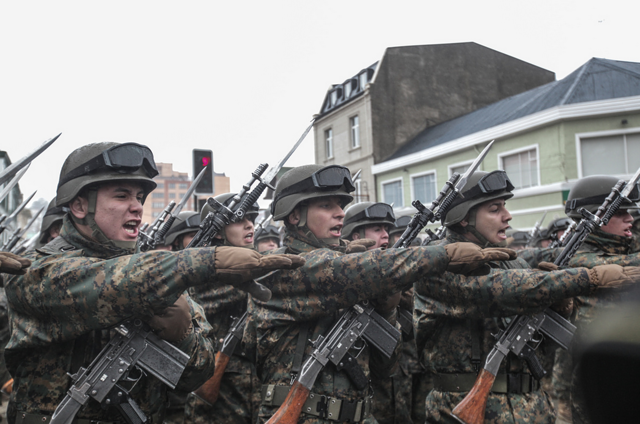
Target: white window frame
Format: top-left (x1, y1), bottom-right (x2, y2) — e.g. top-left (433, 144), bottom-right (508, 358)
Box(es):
top-left (448, 159), bottom-right (474, 178)
top-left (410, 169), bottom-right (437, 204)
top-left (575, 127), bottom-right (640, 178)
top-left (325, 128), bottom-right (333, 159)
top-left (350, 115), bottom-right (360, 149)
top-left (381, 177), bottom-right (404, 207)
top-left (498, 144), bottom-right (540, 189)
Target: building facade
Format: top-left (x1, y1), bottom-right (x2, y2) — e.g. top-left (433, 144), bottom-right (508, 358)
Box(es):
top-left (142, 162), bottom-right (230, 225)
top-left (372, 58), bottom-right (640, 230)
top-left (314, 42), bottom-right (555, 203)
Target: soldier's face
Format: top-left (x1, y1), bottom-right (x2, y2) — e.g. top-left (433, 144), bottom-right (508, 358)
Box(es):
top-left (600, 210), bottom-right (633, 238)
top-left (223, 218), bottom-right (255, 247)
top-left (303, 196), bottom-right (345, 244)
top-left (257, 238), bottom-right (279, 252)
top-left (462, 199), bottom-right (512, 245)
top-left (94, 182), bottom-right (145, 242)
top-left (353, 224), bottom-right (391, 249)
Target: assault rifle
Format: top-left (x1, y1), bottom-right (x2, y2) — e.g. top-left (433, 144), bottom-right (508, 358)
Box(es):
top-left (421, 225), bottom-right (446, 246)
top-left (50, 318), bottom-right (190, 424)
top-left (549, 221), bottom-right (576, 249)
top-left (193, 311), bottom-right (248, 405)
top-left (393, 140), bottom-right (494, 248)
top-left (452, 167), bottom-right (640, 424)
top-left (265, 302), bottom-right (400, 424)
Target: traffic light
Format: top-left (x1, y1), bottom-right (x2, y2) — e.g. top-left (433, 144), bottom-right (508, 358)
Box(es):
top-left (192, 149), bottom-right (214, 195)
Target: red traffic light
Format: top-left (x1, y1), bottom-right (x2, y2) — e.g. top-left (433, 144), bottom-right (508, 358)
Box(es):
top-left (201, 156), bottom-right (210, 167)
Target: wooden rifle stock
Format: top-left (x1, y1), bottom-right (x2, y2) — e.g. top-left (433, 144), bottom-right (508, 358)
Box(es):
top-left (451, 369), bottom-right (496, 424)
top-left (193, 351), bottom-right (230, 404)
top-left (265, 381), bottom-right (310, 424)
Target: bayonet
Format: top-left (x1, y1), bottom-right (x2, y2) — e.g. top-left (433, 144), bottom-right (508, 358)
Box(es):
top-left (0, 190), bottom-right (37, 234)
top-left (0, 133), bottom-right (60, 186)
top-left (0, 166), bottom-right (30, 205)
top-left (3, 205), bottom-right (45, 252)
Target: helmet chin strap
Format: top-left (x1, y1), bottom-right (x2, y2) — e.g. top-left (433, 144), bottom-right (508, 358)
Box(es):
top-left (463, 208), bottom-right (508, 248)
top-left (70, 189), bottom-right (137, 251)
top-left (296, 205), bottom-right (340, 246)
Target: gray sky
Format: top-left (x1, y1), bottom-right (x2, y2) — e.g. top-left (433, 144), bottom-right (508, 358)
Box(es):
top-left (1, 0), bottom-right (637, 209)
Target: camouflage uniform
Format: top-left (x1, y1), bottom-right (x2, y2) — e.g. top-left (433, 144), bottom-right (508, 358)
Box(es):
top-left (3, 216), bottom-right (217, 423)
top-left (0, 287), bottom-right (10, 422)
top-left (247, 228), bottom-right (546, 424)
top-left (184, 194), bottom-right (261, 424)
top-left (415, 230), bottom-right (594, 424)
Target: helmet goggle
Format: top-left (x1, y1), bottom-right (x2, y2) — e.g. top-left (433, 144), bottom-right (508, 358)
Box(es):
top-left (58, 143), bottom-right (159, 187)
top-left (273, 165), bottom-right (355, 207)
top-left (476, 170), bottom-right (515, 194)
top-left (345, 203), bottom-right (395, 226)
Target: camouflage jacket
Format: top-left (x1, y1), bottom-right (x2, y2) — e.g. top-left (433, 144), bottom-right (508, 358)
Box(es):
top-left (415, 231), bottom-right (592, 423)
top-left (245, 230), bottom-right (469, 423)
top-left (3, 216), bottom-right (217, 421)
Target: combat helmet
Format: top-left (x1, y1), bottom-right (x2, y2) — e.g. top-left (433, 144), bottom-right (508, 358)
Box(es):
top-left (442, 170), bottom-right (514, 246)
top-left (442, 170), bottom-right (514, 227)
top-left (200, 192), bottom-right (259, 246)
top-left (163, 211), bottom-right (200, 249)
top-left (56, 142), bottom-right (158, 207)
top-left (342, 202), bottom-right (396, 240)
top-left (254, 224), bottom-right (281, 250)
top-left (36, 197), bottom-right (66, 247)
top-left (271, 164), bottom-right (355, 221)
top-left (55, 142), bottom-right (158, 250)
top-left (565, 175), bottom-right (640, 221)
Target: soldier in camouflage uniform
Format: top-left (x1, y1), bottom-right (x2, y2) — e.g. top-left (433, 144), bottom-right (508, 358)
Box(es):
top-left (254, 224), bottom-right (281, 253)
top-left (413, 170), bottom-right (640, 424)
top-left (35, 197), bottom-right (66, 249)
top-left (556, 176), bottom-right (639, 424)
top-left (0, 252), bottom-right (30, 422)
top-left (184, 193), bottom-right (262, 424)
top-left (242, 164), bottom-right (525, 424)
top-left (389, 212), bottom-right (432, 424)
top-left (159, 210), bottom-right (201, 424)
top-left (2, 142), bottom-right (304, 424)
top-left (342, 202), bottom-right (407, 424)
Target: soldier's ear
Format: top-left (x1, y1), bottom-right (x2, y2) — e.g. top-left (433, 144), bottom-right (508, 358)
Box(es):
top-left (69, 196), bottom-right (89, 220)
top-left (352, 233), bottom-right (361, 240)
top-left (288, 208), bottom-right (301, 226)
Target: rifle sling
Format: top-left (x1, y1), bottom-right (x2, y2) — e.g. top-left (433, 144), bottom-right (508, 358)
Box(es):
top-left (260, 384), bottom-right (371, 422)
top-left (291, 323), bottom-right (309, 376)
top-left (433, 372), bottom-right (539, 394)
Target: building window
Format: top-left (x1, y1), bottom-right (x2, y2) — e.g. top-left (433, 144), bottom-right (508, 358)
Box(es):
top-left (412, 172), bottom-right (437, 204)
top-left (152, 193), bottom-right (164, 199)
top-left (382, 179), bottom-right (403, 207)
top-left (350, 116), bottom-right (360, 149)
top-left (152, 202), bottom-right (164, 208)
top-left (500, 146), bottom-right (539, 189)
top-left (579, 132), bottom-right (640, 176)
top-left (179, 183), bottom-right (188, 189)
top-left (156, 183), bottom-right (164, 189)
top-left (325, 129), bottom-right (333, 159)
top-left (169, 193), bottom-right (176, 199)
top-left (449, 162), bottom-right (471, 177)
top-left (168, 183), bottom-right (176, 189)
top-left (152, 212), bottom-right (160, 218)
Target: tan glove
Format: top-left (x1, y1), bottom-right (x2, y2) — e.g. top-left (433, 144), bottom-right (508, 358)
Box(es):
top-left (145, 294), bottom-right (192, 343)
top-left (0, 252), bottom-right (31, 275)
top-left (444, 243), bottom-right (517, 275)
top-left (344, 239), bottom-right (376, 254)
top-left (214, 246), bottom-right (306, 301)
top-left (588, 264), bottom-right (640, 290)
top-left (538, 261), bottom-right (559, 272)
